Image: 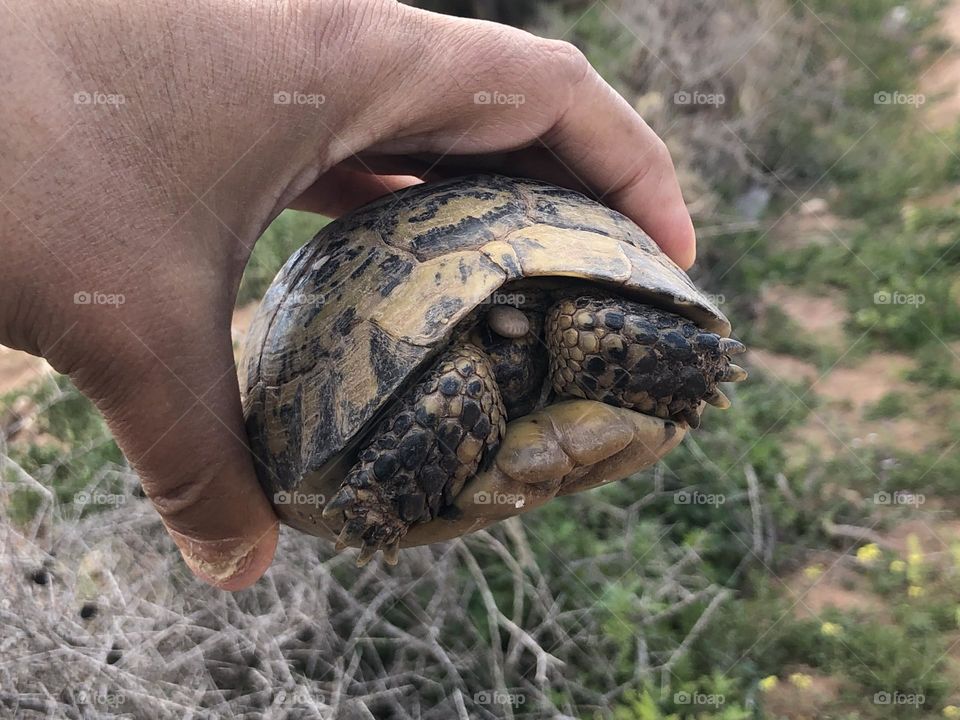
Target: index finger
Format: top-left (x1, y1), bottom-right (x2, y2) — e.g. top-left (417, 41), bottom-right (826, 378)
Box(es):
top-left (535, 46), bottom-right (697, 269)
top-left (360, 10), bottom-right (697, 268)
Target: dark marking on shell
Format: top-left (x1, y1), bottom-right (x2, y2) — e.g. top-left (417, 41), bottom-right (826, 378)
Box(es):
top-left (423, 297), bottom-right (465, 333)
top-left (377, 255), bottom-right (415, 297)
top-left (333, 307), bottom-right (358, 336)
top-left (349, 251), bottom-right (377, 281)
top-left (369, 324), bottom-right (417, 399)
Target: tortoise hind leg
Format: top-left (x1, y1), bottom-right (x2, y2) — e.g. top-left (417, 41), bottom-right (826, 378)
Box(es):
top-left (323, 344), bottom-right (505, 566)
top-left (546, 296), bottom-right (747, 427)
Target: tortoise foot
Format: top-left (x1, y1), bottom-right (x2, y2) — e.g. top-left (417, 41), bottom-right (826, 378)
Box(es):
top-left (546, 296), bottom-right (748, 427)
top-left (331, 509), bottom-right (403, 566)
top-left (323, 344), bottom-right (505, 566)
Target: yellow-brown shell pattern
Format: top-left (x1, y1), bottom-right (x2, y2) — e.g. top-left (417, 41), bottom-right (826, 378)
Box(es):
top-left (240, 175), bottom-right (730, 496)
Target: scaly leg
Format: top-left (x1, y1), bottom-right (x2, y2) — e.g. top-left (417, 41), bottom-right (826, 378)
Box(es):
top-left (547, 296), bottom-right (747, 428)
top-left (323, 344), bottom-right (505, 565)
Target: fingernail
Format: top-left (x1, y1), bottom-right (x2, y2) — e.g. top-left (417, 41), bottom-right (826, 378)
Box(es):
top-left (165, 521), bottom-right (279, 590)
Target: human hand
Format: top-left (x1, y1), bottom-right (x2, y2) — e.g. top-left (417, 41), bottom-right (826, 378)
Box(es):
top-left (0, 0), bottom-right (695, 588)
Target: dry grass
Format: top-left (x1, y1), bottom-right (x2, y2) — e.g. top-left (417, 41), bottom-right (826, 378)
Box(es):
top-left (1, 444), bottom-right (744, 718)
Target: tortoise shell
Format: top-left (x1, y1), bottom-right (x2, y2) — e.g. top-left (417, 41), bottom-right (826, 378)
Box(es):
top-left (240, 174), bottom-right (729, 496)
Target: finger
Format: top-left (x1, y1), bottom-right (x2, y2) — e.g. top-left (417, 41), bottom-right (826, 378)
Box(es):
top-left (67, 299), bottom-right (279, 590)
top-left (392, 136), bottom-right (696, 270)
top-left (400, 400), bottom-right (684, 547)
top-left (365, 13), bottom-right (696, 268)
top-left (288, 164), bottom-right (422, 217)
top-left (535, 69), bottom-right (697, 269)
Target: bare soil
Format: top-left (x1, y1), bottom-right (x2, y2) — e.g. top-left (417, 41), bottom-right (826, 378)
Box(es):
top-left (753, 282), bottom-right (941, 456)
top-left (759, 284), bottom-right (849, 350)
top-left (759, 668), bottom-right (846, 719)
top-left (920, 1), bottom-right (960, 129)
top-left (746, 348), bottom-right (818, 385)
top-left (783, 555), bottom-right (886, 619)
top-left (0, 345), bottom-right (49, 396)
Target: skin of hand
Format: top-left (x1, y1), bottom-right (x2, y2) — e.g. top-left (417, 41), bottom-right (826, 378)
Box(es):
top-left (0, 0), bottom-right (696, 589)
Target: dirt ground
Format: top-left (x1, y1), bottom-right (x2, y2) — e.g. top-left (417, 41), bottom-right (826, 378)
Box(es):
top-left (0, 345), bottom-right (50, 395)
top-left (920, 0), bottom-right (960, 130)
top-left (756, 7), bottom-right (960, 713)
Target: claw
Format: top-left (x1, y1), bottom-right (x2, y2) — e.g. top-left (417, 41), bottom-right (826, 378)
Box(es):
top-left (322, 487), bottom-right (356, 520)
top-left (719, 338), bottom-right (746, 355)
top-left (720, 364), bottom-right (748, 382)
top-left (335, 524), bottom-right (364, 552)
top-left (356, 542), bottom-right (378, 567)
top-left (382, 541), bottom-right (400, 566)
top-left (679, 409), bottom-right (701, 429)
top-left (705, 389), bottom-right (731, 409)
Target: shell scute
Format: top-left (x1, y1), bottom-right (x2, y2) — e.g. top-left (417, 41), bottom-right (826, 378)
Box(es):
top-left (504, 225), bottom-right (633, 281)
top-left (377, 175), bottom-right (528, 260)
top-left (371, 250), bottom-right (507, 346)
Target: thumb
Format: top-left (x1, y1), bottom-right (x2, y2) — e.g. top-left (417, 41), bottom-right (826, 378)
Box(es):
top-left (65, 294), bottom-right (279, 590)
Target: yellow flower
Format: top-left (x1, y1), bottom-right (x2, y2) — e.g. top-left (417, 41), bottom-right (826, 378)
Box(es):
top-left (820, 622), bottom-right (842, 637)
top-left (803, 565), bottom-right (823, 580)
top-left (909, 585), bottom-right (925, 598)
top-left (789, 673), bottom-right (813, 689)
top-left (856, 543), bottom-right (882, 566)
top-left (759, 676), bottom-right (778, 692)
top-left (943, 706), bottom-right (960, 718)
top-left (889, 559), bottom-right (907, 573)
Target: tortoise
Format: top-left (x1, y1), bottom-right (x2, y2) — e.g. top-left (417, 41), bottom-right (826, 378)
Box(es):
top-left (240, 174), bottom-right (746, 566)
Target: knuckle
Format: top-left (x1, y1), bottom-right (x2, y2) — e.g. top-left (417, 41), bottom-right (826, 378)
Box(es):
top-left (646, 135), bottom-right (674, 169)
top-left (144, 458), bottom-right (227, 526)
top-left (538, 38), bottom-right (591, 85)
top-left (620, 137), bottom-right (674, 195)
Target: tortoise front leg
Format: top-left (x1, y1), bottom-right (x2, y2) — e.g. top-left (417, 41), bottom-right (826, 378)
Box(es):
top-left (546, 296), bottom-right (747, 428)
top-left (323, 344), bottom-right (505, 566)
